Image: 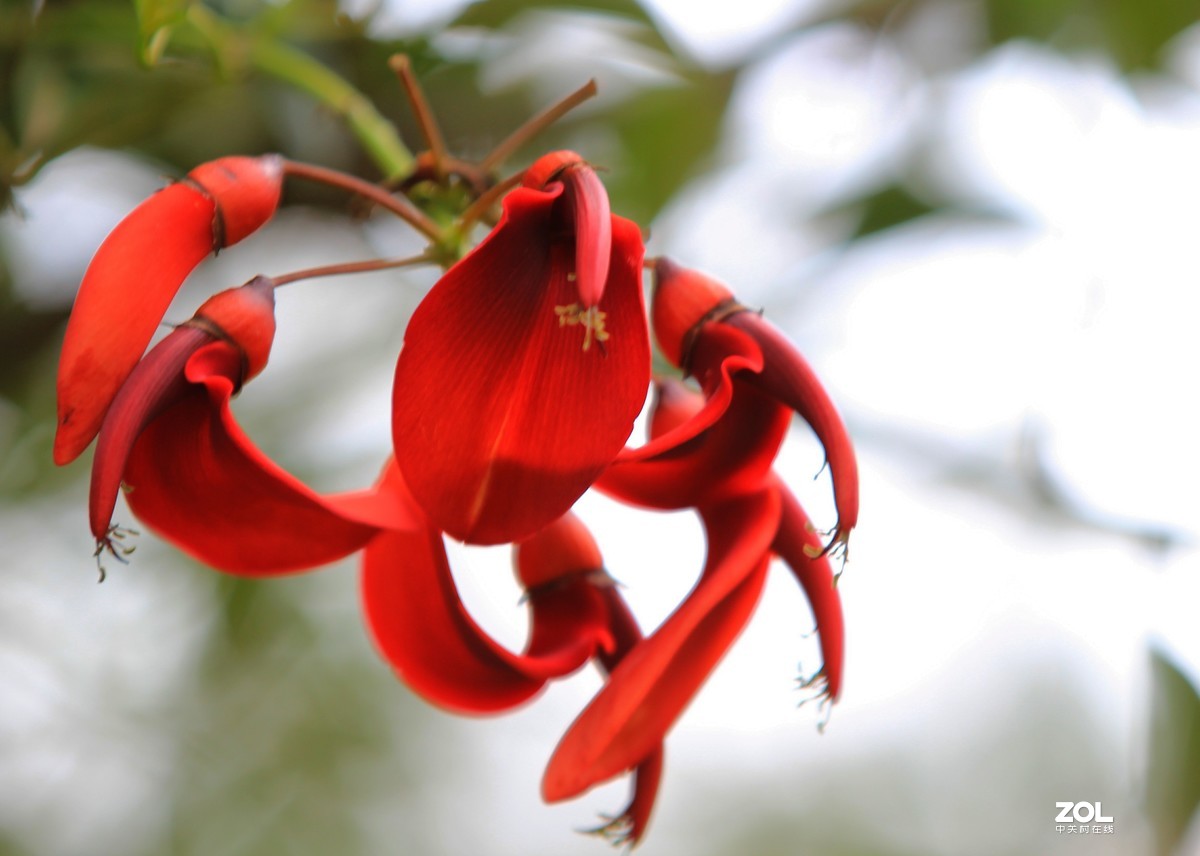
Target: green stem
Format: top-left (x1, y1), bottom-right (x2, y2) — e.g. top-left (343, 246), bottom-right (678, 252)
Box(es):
top-left (186, 5), bottom-right (414, 179)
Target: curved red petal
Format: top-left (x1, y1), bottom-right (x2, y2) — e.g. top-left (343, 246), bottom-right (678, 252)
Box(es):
top-left (123, 342), bottom-right (395, 574)
top-left (772, 480), bottom-right (845, 701)
top-left (543, 489), bottom-right (779, 801)
top-left (55, 182), bottom-right (216, 465)
top-left (562, 164), bottom-right (611, 308)
top-left (89, 325), bottom-right (213, 543)
top-left (393, 187), bottom-right (649, 544)
top-left (362, 470), bottom-right (612, 714)
top-left (729, 312), bottom-right (859, 549)
top-left (56, 158), bottom-right (282, 467)
top-left (590, 585), bottom-right (664, 846)
top-left (598, 330), bottom-right (788, 510)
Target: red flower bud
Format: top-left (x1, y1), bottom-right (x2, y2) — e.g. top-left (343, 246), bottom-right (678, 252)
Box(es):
top-left (55, 155), bottom-right (283, 466)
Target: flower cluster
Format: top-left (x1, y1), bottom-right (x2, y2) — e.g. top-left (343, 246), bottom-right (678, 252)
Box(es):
top-left (54, 80), bottom-right (858, 847)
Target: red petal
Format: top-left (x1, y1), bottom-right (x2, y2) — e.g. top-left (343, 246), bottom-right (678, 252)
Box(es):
top-left (772, 479), bottom-right (845, 701)
top-left (89, 325), bottom-right (212, 543)
top-left (123, 342), bottom-right (399, 574)
top-left (393, 187), bottom-right (649, 544)
top-left (543, 488), bottom-right (779, 801)
top-left (729, 312), bottom-right (859, 550)
top-left (187, 155), bottom-right (283, 247)
top-left (562, 164), bottom-right (611, 308)
top-left (362, 469), bottom-right (613, 713)
top-left (55, 158), bottom-right (282, 466)
top-left (587, 585), bottom-right (664, 846)
top-left (55, 182), bottom-right (216, 465)
top-left (598, 330), bottom-right (789, 509)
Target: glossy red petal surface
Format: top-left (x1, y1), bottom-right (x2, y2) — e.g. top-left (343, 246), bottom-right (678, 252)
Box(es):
top-left (123, 342), bottom-right (399, 574)
top-left (598, 329), bottom-right (788, 509)
top-left (89, 325), bottom-right (212, 542)
top-left (187, 155), bottom-right (283, 247)
top-left (393, 187), bottom-right (649, 545)
top-left (55, 182), bottom-right (216, 465)
top-left (729, 312), bottom-right (859, 548)
top-left (772, 480), bottom-right (845, 701)
top-left (543, 489), bottom-right (779, 800)
top-left (562, 165), bottom-right (611, 308)
top-left (362, 469), bottom-right (612, 713)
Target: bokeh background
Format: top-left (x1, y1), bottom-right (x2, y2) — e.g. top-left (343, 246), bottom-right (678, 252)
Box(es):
top-left (2, 0), bottom-right (1199, 854)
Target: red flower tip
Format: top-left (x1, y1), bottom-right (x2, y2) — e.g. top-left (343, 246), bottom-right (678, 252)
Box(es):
top-left (55, 154), bottom-right (284, 467)
top-left (650, 258), bottom-right (738, 369)
top-left (190, 275), bottom-right (277, 381)
top-left (89, 277), bottom-right (280, 555)
top-left (522, 150), bottom-right (585, 190)
top-left (524, 150), bottom-right (612, 308)
top-left (515, 512), bottom-right (605, 591)
top-left (186, 155), bottom-right (284, 248)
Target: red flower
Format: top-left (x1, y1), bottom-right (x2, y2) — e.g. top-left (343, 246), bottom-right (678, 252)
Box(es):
top-left (543, 260), bottom-right (854, 816)
top-left (610, 258), bottom-right (859, 553)
top-left (362, 502), bottom-right (661, 844)
top-left (55, 156), bottom-right (284, 466)
top-left (391, 151), bottom-right (650, 546)
top-left (88, 277), bottom-right (408, 575)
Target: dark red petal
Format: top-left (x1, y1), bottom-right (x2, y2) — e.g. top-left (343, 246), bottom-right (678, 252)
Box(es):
top-left (728, 312), bottom-right (859, 550)
top-left (89, 325), bottom-right (213, 544)
top-left (562, 164), bottom-right (611, 308)
top-left (362, 470), bottom-right (613, 713)
top-left (771, 479), bottom-right (845, 701)
top-left (589, 585), bottom-right (664, 846)
top-left (55, 182), bottom-right (216, 465)
top-left (650, 258), bottom-right (737, 369)
top-left (55, 158), bottom-right (282, 467)
top-left (543, 488), bottom-right (779, 801)
top-left (123, 342), bottom-right (398, 574)
top-left (393, 188), bottom-right (649, 545)
top-left (598, 333), bottom-right (789, 510)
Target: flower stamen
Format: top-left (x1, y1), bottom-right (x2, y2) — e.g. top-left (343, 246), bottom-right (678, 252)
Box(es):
top-left (555, 303), bottom-right (609, 353)
top-left (93, 523), bottom-right (139, 583)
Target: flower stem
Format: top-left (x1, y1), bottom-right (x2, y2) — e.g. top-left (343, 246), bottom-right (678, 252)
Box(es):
top-left (389, 54), bottom-right (448, 179)
top-left (272, 253), bottom-right (434, 287)
top-left (283, 159), bottom-right (443, 242)
top-left (480, 79), bottom-right (598, 174)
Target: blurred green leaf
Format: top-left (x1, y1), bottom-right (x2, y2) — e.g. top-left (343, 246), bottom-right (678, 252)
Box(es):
top-left (837, 182), bottom-right (941, 240)
top-left (603, 67), bottom-right (737, 224)
top-left (1146, 647), bottom-right (1200, 856)
top-left (1101, 0), bottom-right (1198, 71)
top-left (983, 0), bottom-right (1196, 70)
top-left (134, 0), bottom-right (189, 66)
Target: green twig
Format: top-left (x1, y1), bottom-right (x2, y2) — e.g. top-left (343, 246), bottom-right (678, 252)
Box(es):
top-left (186, 5), bottom-right (414, 179)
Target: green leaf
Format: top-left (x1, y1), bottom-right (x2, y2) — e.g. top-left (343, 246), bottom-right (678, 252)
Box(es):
top-left (603, 67), bottom-right (738, 224)
top-left (1146, 647), bottom-right (1200, 855)
top-left (837, 183), bottom-right (941, 241)
top-left (134, 0), bottom-right (189, 66)
top-left (982, 0), bottom-right (1198, 71)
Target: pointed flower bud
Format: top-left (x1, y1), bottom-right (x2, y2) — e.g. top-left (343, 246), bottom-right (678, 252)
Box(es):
top-left (55, 155), bottom-right (283, 465)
